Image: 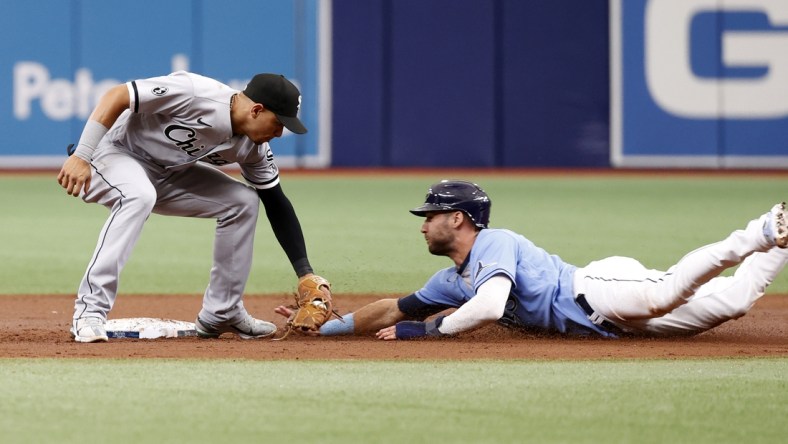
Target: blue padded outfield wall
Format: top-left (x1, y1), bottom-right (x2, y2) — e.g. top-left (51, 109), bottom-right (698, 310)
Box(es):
top-left (0, 0), bottom-right (327, 168)
top-left (331, 0), bottom-right (610, 167)
top-left (1, 0), bottom-right (785, 169)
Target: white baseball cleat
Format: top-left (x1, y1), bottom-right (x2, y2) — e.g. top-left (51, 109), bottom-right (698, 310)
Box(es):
top-left (763, 202), bottom-right (788, 248)
top-left (195, 314), bottom-right (277, 339)
top-left (71, 317), bottom-right (109, 343)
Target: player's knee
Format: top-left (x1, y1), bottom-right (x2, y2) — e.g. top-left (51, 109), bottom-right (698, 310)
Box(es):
top-left (124, 183), bottom-right (157, 214)
top-left (725, 298), bottom-right (753, 320)
top-left (224, 186), bottom-right (260, 222)
top-left (730, 306), bottom-right (750, 320)
top-left (238, 186), bottom-right (260, 213)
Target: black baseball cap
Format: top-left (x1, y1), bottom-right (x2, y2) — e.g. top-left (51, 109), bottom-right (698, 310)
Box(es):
top-left (243, 73), bottom-right (307, 134)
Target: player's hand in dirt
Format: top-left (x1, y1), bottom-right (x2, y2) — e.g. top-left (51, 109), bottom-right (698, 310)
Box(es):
top-left (375, 325), bottom-right (397, 340)
top-left (57, 156), bottom-right (91, 197)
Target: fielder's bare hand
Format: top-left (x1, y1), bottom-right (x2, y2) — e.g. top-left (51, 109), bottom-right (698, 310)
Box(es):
top-left (57, 156), bottom-right (91, 197)
top-left (274, 305), bottom-right (295, 318)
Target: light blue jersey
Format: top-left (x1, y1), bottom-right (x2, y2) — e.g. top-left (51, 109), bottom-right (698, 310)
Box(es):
top-left (414, 229), bottom-right (613, 336)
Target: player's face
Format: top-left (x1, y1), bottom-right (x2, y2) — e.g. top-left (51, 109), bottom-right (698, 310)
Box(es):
top-left (421, 212), bottom-right (456, 256)
top-left (247, 108), bottom-right (285, 144)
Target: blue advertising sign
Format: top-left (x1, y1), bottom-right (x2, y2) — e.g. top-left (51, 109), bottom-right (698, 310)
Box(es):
top-left (611, 0), bottom-right (788, 168)
top-left (0, 0), bottom-right (330, 168)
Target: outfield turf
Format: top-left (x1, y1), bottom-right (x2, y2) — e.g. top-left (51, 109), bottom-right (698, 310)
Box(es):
top-left (0, 358), bottom-right (785, 443)
top-left (1, 173), bottom-right (786, 294)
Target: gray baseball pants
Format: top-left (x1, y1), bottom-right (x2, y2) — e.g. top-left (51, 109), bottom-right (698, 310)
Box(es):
top-left (73, 146), bottom-right (260, 327)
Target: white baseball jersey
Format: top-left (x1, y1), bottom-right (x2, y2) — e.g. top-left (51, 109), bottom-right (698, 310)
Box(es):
top-left (103, 70), bottom-right (280, 189)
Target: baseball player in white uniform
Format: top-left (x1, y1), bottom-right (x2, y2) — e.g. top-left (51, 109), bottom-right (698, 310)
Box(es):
top-left (280, 180), bottom-right (787, 340)
top-left (58, 71), bottom-right (328, 342)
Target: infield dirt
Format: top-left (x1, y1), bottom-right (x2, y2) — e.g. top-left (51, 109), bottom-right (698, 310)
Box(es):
top-left (0, 294), bottom-right (786, 360)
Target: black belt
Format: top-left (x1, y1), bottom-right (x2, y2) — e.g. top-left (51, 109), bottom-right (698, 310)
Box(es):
top-left (575, 294), bottom-right (626, 336)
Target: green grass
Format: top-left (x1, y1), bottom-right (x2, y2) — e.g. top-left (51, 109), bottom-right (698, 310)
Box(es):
top-left (0, 173), bottom-right (786, 294)
top-left (0, 358), bottom-right (785, 443)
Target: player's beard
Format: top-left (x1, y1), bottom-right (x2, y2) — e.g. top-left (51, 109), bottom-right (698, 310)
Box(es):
top-left (425, 228), bottom-right (454, 257)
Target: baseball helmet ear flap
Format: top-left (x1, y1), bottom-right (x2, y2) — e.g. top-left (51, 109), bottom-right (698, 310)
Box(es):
top-left (410, 180), bottom-right (491, 228)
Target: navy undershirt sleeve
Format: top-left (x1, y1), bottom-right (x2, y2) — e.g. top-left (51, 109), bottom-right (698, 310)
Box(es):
top-left (397, 294), bottom-right (452, 321)
top-left (257, 184), bottom-right (313, 277)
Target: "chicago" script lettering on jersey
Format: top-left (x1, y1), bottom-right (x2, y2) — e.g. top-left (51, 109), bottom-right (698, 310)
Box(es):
top-left (164, 124), bottom-right (205, 156)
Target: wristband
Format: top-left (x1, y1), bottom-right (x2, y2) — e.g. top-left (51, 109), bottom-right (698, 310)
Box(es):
top-left (425, 315), bottom-right (445, 336)
top-left (72, 120), bottom-right (109, 162)
top-left (395, 316), bottom-right (446, 340)
top-left (319, 313), bottom-right (354, 336)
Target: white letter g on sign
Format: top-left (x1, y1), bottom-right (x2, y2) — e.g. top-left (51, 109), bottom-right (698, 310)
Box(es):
top-left (646, 0), bottom-right (788, 119)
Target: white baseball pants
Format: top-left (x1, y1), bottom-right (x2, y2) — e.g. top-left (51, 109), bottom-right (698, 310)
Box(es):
top-left (574, 212), bottom-right (786, 336)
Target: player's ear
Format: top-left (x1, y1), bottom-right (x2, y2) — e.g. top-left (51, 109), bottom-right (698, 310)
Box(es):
top-left (459, 211), bottom-right (476, 229)
top-left (451, 211), bottom-right (465, 228)
top-left (250, 103), bottom-right (264, 117)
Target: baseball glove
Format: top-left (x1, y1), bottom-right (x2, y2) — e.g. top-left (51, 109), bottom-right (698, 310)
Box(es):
top-left (274, 275), bottom-right (340, 340)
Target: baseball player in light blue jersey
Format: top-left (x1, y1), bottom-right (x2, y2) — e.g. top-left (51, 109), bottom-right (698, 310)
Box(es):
top-left (277, 180), bottom-right (787, 339)
top-left (58, 71), bottom-right (329, 343)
